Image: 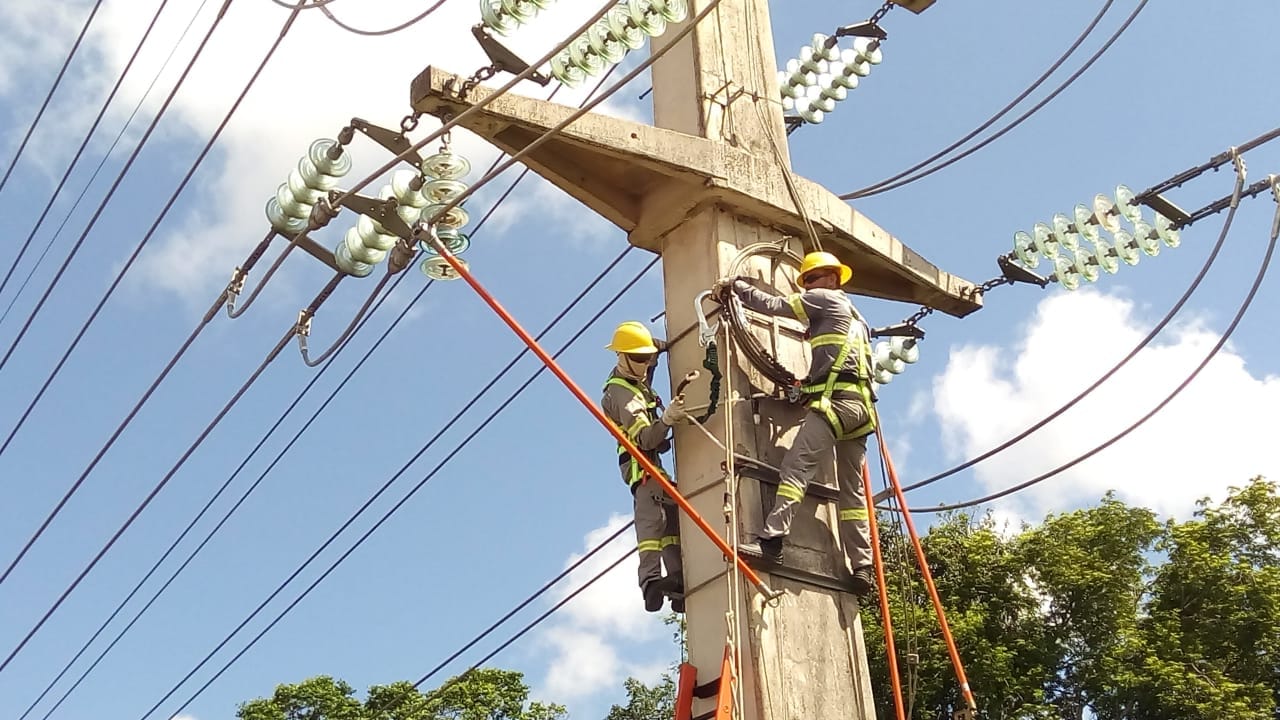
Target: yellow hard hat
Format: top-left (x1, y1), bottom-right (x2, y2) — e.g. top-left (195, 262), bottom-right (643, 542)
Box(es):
top-left (606, 321), bottom-right (659, 354)
top-left (798, 251), bottom-right (852, 286)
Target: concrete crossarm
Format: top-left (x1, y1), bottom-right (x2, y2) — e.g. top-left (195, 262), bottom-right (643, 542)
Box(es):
top-left (410, 66), bottom-right (982, 317)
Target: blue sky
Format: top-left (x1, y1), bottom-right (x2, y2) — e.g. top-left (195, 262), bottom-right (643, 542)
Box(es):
top-left (0, 1), bottom-right (1278, 719)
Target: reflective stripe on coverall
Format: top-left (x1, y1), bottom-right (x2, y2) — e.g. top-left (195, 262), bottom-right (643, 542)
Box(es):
top-left (738, 282), bottom-right (877, 570)
top-left (600, 374), bottom-right (682, 591)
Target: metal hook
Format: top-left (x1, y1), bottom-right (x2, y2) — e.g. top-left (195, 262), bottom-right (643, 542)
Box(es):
top-left (694, 290), bottom-right (720, 348)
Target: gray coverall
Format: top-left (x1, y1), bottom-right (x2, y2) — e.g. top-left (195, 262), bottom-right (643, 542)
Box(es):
top-left (733, 280), bottom-right (877, 571)
top-left (600, 372), bottom-right (683, 594)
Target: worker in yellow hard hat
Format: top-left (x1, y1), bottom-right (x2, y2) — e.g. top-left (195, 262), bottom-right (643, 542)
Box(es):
top-left (600, 321), bottom-right (689, 613)
top-left (714, 251), bottom-right (878, 598)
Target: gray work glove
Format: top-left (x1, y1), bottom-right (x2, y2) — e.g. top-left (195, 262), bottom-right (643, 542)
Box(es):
top-left (660, 394), bottom-right (690, 425)
top-left (711, 276), bottom-right (740, 297)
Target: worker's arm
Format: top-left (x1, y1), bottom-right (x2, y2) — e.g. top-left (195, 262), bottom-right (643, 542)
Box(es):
top-left (602, 385), bottom-right (671, 452)
top-left (731, 280), bottom-right (818, 325)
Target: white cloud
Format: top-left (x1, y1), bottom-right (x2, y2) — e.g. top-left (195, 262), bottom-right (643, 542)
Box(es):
top-left (535, 514), bottom-right (669, 702)
top-left (930, 288), bottom-right (1280, 520)
top-left (0, 0), bottom-right (646, 305)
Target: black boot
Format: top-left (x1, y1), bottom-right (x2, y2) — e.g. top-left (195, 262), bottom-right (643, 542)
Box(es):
top-left (644, 576), bottom-right (680, 613)
top-left (849, 565), bottom-right (876, 599)
top-left (737, 535), bottom-right (784, 565)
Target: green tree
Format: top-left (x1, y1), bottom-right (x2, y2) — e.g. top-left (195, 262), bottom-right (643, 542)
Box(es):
top-left (864, 478), bottom-right (1280, 720)
top-left (604, 675), bottom-right (677, 720)
top-left (237, 669), bottom-right (566, 720)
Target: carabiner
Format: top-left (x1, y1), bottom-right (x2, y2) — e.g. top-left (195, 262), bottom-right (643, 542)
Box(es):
top-left (694, 290), bottom-right (720, 348)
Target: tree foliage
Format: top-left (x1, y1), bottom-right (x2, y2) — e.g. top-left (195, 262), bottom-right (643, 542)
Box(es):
top-left (237, 669), bottom-right (566, 720)
top-left (865, 477), bottom-right (1280, 720)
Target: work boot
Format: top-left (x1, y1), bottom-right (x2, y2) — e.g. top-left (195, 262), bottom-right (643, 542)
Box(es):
top-left (669, 593), bottom-right (686, 613)
top-left (644, 576), bottom-right (680, 613)
top-left (737, 535), bottom-right (784, 565)
top-left (849, 565), bottom-right (876, 599)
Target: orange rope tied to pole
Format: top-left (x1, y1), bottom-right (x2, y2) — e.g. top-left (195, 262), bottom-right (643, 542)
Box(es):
top-left (429, 239), bottom-right (781, 601)
top-left (875, 428), bottom-right (978, 713)
top-left (863, 458), bottom-right (907, 720)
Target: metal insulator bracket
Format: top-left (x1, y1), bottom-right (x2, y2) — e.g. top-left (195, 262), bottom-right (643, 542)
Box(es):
top-left (349, 117), bottom-right (425, 168)
top-left (336, 193), bottom-right (413, 240)
top-left (295, 309), bottom-right (314, 338)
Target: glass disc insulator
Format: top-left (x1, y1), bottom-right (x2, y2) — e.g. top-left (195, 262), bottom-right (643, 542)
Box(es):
top-left (344, 227), bottom-right (388, 265)
top-left (499, 0), bottom-right (538, 24)
top-left (852, 37), bottom-right (882, 65)
top-left (654, 0), bottom-right (688, 22)
top-left (297, 156), bottom-right (341, 191)
top-left (1112, 229), bottom-right (1140, 266)
top-left (1092, 238), bottom-right (1119, 274)
top-left (334, 241), bottom-right (374, 278)
top-left (421, 178), bottom-right (468, 205)
top-left (626, 0), bottom-right (667, 37)
top-left (568, 36), bottom-right (606, 76)
top-left (1115, 184), bottom-right (1143, 223)
top-left (1073, 248), bottom-right (1100, 283)
top-left (1052, 213), bottom-right (1079, 252)
top-left (266, 198), bottom-right (307, 234)
top-left (276, 183), bottom-right (313, 220)
top-left (550, 50), bottom-right (587, 87)
top-left (422, 202), bottom-right (470, 230)
top-left (1032, 222), bottom-right (1059, 259)
top-left (391, 170), bottom-right (427, 207)
top-left (1053, 255), bottom-right (1080, 291)
top-left (420, 256), bottom-right (468, 281)
top-left (308, 138), bottom-right (352, 177)
top-left (1132, 221), bottom-right (1161, 257)
top-left (421, 151), bottom-right (471, 181)
top-left (1074, 204), bottom-right (1100, 243)
top-left (606, 6), bottom-right (647, 49)
top-left (587, 21), bottom-right (629, 65)
top-left (287, 169), bottom-right (325, 205)
top-left (356, 214), bottom-right (398, 251)
top-left (1013, 230), bottom-right (1040, 268)
top-left (889, 336), bottom-right (919, 364)
top-left (1155, 214), bottom-right (1181, 248)
top-left (1093, 193), bottom-right (1121, 233)
top-left (480, 0), bottom-right (519, 35)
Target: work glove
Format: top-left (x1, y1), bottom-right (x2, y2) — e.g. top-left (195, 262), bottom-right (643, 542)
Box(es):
top-left (711, 276), bottom-right (741, 298)
top-left (661, 394), bottom-right (690, 425)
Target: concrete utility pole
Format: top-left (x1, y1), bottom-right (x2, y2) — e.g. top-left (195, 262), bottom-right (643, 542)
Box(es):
top-left (412, 1), bottom-right (977, 718)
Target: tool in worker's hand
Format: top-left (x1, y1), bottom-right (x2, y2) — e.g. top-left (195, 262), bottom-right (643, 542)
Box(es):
top-left (675, 370), bottom-right (700, 396)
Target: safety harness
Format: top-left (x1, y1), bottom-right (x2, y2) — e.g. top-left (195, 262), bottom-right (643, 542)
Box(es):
top-left (604, 376), bottom-right (668, 489)
top-left (786, 294), bottom-right (877, 441)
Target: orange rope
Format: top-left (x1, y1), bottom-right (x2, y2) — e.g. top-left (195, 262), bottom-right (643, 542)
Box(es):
top-left (875, 430), bottom-right (978, 712)
top-left (431, 242), bottom-right (780, 600)
top-left (863, 458), bottom-right (907, 720)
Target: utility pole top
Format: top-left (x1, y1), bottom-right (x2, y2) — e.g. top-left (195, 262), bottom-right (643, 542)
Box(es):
top-left (411, 67), bottom-right (981, 317)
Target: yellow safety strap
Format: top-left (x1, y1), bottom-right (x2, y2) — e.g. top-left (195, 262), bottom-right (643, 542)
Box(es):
top-left (637, 539), bottom-right (663, 552)
top-left (776, 483), bottom-right (805, 503)
top-left (839, 507), bottom-right (870, 521)
top-left (604, 376), bottom-right (660, 487)
top-left (660, 535), bottom-right (680, 548)
top-left (801, 313), bottom-right (878, 441)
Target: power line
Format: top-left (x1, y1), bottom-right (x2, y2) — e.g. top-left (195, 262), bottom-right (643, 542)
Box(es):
top-left (318, 0), bottom-right (448, 36)
top-left (134, 254), bottom-right (658, 720)
top-left (0, 0), bottom-right (105, 196)
top-left (0, 0), bottom-right (205, 310)
top-left (918, 185), bottom-right (1279, 513)
top-left (890, 173), bottom-right (1244, 499)
top-left (0, 0), bottom-right (315, 671)
top-left (0, 1), bottom-right (314, 584)
top-left (18, 142), bottom-right (545, 718)
top-left (0, 0), bottom-right (239, 377)
top-left (844, 0), bottom-right (1115, 199)
top-left (839, 0), bottom-right (1151, 200)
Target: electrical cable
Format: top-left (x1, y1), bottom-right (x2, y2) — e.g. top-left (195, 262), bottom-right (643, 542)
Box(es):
top-left (0, 0), bottom-right (105, 197)
top-left (839, 0), bottom-right (1150, 200)
top-left (416, 521), bottom-right (632, 687)
top-left (892, 163), bottom-right (1246, 499)
top-left (917, 181), bottom-right (1279, 513)
top-left (18, 60), bottom-right (609, 706)
top-left (18, 137), bottom-right (576, 719)
top-left (0, 0), bottom-right (315, 669)
top-left (135, 254), bottom-right (659, 720)
top-left (0, 0), bottom-right (242, 376)
top-left (0, 0), bottom-right (314, 577)
top-left (410, 548), bottom-right (635, 702)
top-left (318, 0), bottom-right (448, 36)
top-left (0, 0), bottom-right (188, 302)
top-left (844, 0), bottom-right (1115, 199)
